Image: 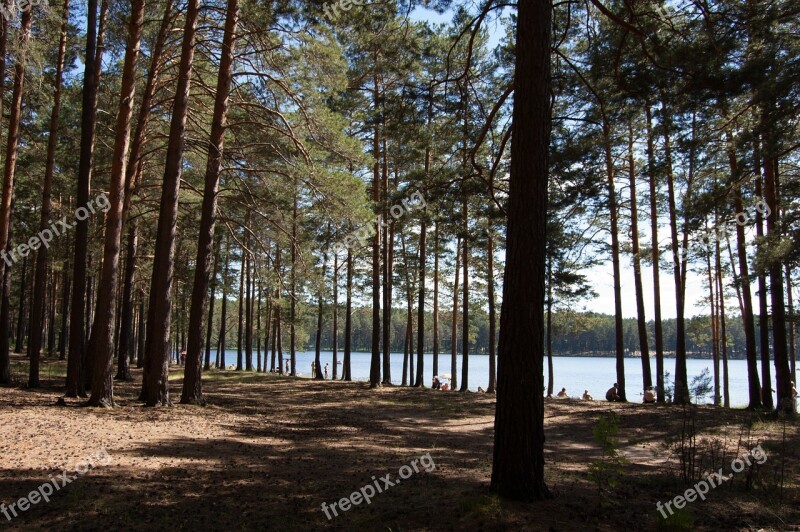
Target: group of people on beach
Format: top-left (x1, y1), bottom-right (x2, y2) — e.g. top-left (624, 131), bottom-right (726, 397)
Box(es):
top-left (554, 382), bottom-right (657, 403)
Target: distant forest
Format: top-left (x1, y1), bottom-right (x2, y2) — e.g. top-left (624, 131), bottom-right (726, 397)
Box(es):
top-left (210, 305), bottom-right (753, 359)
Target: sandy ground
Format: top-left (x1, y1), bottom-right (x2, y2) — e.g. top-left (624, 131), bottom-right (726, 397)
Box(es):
top-left (0, 354), bottom-right (798, 531)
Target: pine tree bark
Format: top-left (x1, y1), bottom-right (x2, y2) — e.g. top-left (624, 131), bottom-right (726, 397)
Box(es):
top-left (432, 222), bottom-right (440, 378)
top-left (332, 253), bottom-right (338, 379)
top-left (88, 0), bottom-right (145, 407)
top-left (487, 230), bottom-right (497, 393)
top-left (28, 0), bottom-right (69, 387)
top-left (314, 246), bottom-right (328, 379)
top-left (236, 250), bottom-right (244, 370)
top-left (754, 139), bottom-right (773, 408)
top-left (628, 123), bottom-right (652, 394)
top-left (414, 212), bottom-right (426, 387)
top-left (491, 0), bottom-right (551, 500)
top-left (645, 105), bottom-right (665, 403)
top-left (714, 234), bottom-right (730, 408)
top-left (729, 135), bottom-right (761, 408)
top-left (15, 256), bottom-right (27, 355)
top-left (369, 74), bottom-right (381, 388)
top-left (344, 248), bottom-right (352, 381)
top-left (546, 256), bottom-right (554, 397)
top-left (143, 0), bottom-right (201, 406)
top-left (603, 120), bottom-right (626, 401)
top-left (451, 238), bottom-right (461, 390)
top-left (460, 196), bottom-right (470, 392)
top-left (204, 239), bottom-right (221, 372)
top-left (66, 0), bottom-right (100, 398)
top-left (0, 202), bottom-right (14, 384)
top-left (218, 237), bottom-right (230, 369)
top-left (661, 97), bottom-right (689, 404)
top-left (762, 137), bottom-right (792, 412)
top-left (180, 0), bottom-right (238, 403)
top-left (381, 140), bottom-right (393, 386)
top-left (2, 7), bottom-right (34, 361)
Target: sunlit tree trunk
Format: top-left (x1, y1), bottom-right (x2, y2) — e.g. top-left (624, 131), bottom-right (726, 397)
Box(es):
top-left (88, 0), bottom-right (145, 406)
top-left (180, 0), bottom-right (238, 403)
top-left (143, 0), bottom-right (201, 406)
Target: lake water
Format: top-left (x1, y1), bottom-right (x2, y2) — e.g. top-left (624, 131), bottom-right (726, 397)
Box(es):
top-left (211, 350), bottom-right (798, 408)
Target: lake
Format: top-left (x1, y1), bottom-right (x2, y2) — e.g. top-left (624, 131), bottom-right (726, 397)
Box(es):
top-left (211, 350), bottom-right (798, 408)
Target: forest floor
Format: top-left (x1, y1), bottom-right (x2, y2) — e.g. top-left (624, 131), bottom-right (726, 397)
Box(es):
top-left (0, 353), bottom-right (798, 531)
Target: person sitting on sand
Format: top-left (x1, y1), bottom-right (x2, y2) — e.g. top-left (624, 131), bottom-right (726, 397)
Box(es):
top-left (441, 382), bottom-right (450, 391)
top-left (477, 386), bottom-right (485, 393)
top-left (556, 387), bottom-right (568, 398)
top-left (432, 376), bottom-right (441, 390)
top-left (606, 383), bottom-right (621, 402)
top-left (643, 386), bottom-right (656, 404)
top-left (582, 389), bottom-right (593, 401)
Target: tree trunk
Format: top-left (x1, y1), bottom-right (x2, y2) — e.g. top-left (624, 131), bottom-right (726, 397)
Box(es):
top-left (706, 242), bottom-right (720, 405)
top-left (143, 0), bottom-right (201, 406)
top-left (236, 250), bottom-right (244, 370)
top-left (381, 140), bottom-right (393, 386)
top-left (58, 263), bottom-right (70, 360)
top-left (432, 221), bottom-right (439, 378)
top-left (661, 97), bottom-right (689, 404)
top-left (0, 202), bottom-right (14, 384)
top-left (487, 230), bottom-right (497, 393)
top-left (65, 0), bottom-right (100, 398)
top-left (47, 268), bottom-right (57, 356)
top-left (546, 256), bottom-right (554, 397)
top-left (88, 0), bottom-right (145, 407)
top-left (370, 75), bottom-right (381, 388)
top-left (628, 123), bottom-right (652, 395)
top-left (15, 256), bottom-right (27, 355)
top-left (332, 253), bottom-right (338, 379)
top-left (7, 17), bottom-right (33, 371)
top-left (218, 237), bottom-right (230, 369)
top-left (314, 246), bottom-right (328, 380)
top-left (645, 105), bottom-right (665, 403)
top-left (116, 224), bottom-right (137, 381)
top-left (460, 195), bottom-right (470, 392)
top-left (290, 184), bottom-right (297, 377)
top-left (0, 10), bottom-right (34, 360)
top-left (28, 0), bottom-right (69, 387)
top-left (179, 0), bottom-right (237, 400)
top-left (491, 0), bottom-right (551, 500)
top-left (451, 237), bottom-right (461, 391)
top-left (762, 136), bottom-right (792, 412)
top-left (344, 248), bottom-right (352, 381)
top-left (753, 138), bottom-right (773, 408)
top-left (204, 238), bottom-right (220, 372)
top-left (728, 133), bottom-right (761, 408)
top-left (414, 213), bottom-right (426, 387)
top-left (604, 120), bottom-right (626, 401)
top-left (245, 232), bottom-right (253, 371)
top-left (714, 234), bottom-right (730, 408)
top-left (787, 266), bottom-right (796, 382)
